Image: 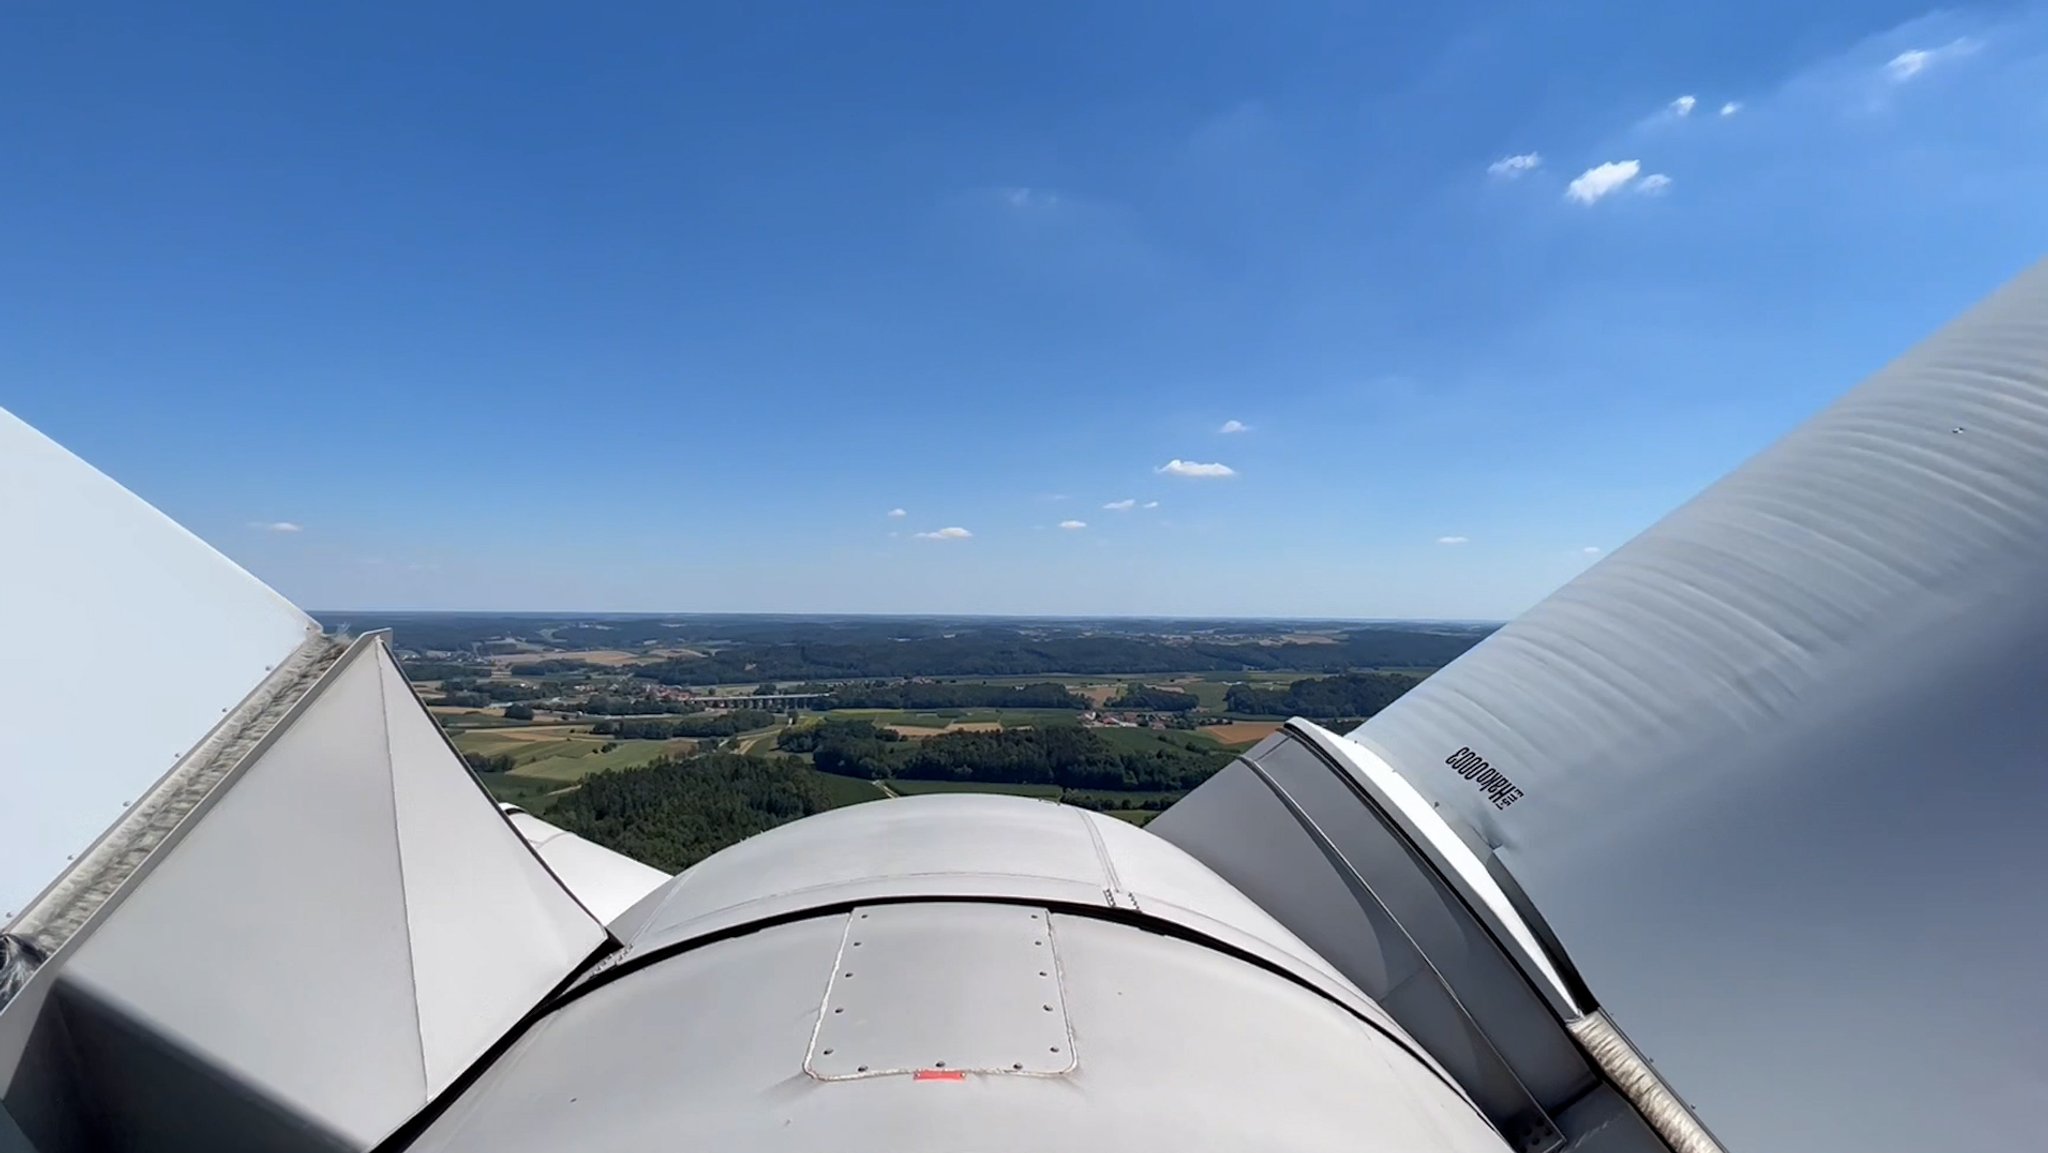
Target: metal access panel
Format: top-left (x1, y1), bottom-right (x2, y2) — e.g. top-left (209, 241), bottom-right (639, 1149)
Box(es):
top-left (806, 904), bottom-right (1074, 1079)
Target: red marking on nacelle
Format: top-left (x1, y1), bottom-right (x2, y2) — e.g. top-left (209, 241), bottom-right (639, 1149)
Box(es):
top-left (913, 1070), bottom-right (967, 1081)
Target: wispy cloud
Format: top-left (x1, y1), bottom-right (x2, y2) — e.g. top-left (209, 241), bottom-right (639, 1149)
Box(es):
top-left (1669, 94), bottom-right (1698, 117)
top-left (1156, 459), bottom-right (1237, 478)
top-left (1436, 535), bottom-right (1470, 545)
top-left (887, 507), bottom-right (907, 518)
top-left (1058, 520), bottom-right (1087, 530)
top-left (1582, 546), bottom-right (1603, 555)
top-left (1886, 37), bottom-right (1979, 82)
top-left (1637, 173), bottom-right (1673, 195)
top-left (1217, 418), bottom-right (1251, 434)
top-left (1565, 160), bottom-right (1642, 205)
top-left (1719, 100), bottom-right (1742, 117)
top-left (1487, 152), bottom-right (1543, 179)
top-left (1142, 500), bottom-right (1160, 509)
top-left (915, 526), bottom-right (973, 540)
top-left (250, 521), bottom-right (303, 533)
top-left (1103, 498), bottom-right (1137, 511)
top-left (1001, 186), bottom-right (1061, 209)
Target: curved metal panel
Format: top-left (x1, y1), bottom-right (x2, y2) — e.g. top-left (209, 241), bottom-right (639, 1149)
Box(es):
top-left (603, 795), bottom-right (1423, 1056)
top-left (414, 907), bottom-right (1510, 1153)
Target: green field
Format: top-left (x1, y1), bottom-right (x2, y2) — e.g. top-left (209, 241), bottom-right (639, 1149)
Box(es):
top-left (480, 773), bottom-right (568, 808)
top-left (805, 770), bottom-right (888, 807)
top-left (881, 778), bottom-right (1064, 799)
top-left (511, 739), bottom-right (689, 781)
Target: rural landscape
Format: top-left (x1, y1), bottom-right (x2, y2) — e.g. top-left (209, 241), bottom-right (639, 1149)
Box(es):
top-left (319, 613), bottom-right (1494, 871)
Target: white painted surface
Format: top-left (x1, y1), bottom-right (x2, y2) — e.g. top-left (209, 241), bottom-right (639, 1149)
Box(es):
top-left (63, 638), bottom-right (606, 1146)
top-left (0, 408), bottom-right (314, 922)
top-left (377, 649), bottom-right (606, 1092)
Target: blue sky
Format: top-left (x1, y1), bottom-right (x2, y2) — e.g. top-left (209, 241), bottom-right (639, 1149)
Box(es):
top-left (6, 2), bottom-right (2048, 618)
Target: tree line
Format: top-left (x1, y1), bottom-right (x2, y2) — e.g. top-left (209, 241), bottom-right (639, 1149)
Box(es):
top-left (1108, 685), bottom-right (1201, 712)
top-left (1224, 671), bottom-right (1423, 718)
top-left (794, 722), bottom-right (1230, 792)
top-left (590, 711), bottom-right (782, 739)
top-left (438, 678), bottom-right (548, 701)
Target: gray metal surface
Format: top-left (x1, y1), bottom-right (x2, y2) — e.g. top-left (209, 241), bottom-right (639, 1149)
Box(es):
top-left (805, 905), bottom-right (1073, 1078)
top-left (413, 907), bottom-right (1510, 1153)
top-left (1349, 258), bottom-right (2048, 1150)
top-left (0, 407), bottom-right (317, 924)
top-left (15, 636), bottom-right (604, 1151)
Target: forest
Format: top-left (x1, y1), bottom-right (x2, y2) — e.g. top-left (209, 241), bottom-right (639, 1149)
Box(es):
top-left (799, 722), bottom-right (1230, 792)
top-left (1224, 671), bottom-right (1424, 718)
top-left (547, 754), bottom-right (840, 871)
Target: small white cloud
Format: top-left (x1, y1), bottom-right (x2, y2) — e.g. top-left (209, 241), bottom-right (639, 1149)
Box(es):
top-left (1104, 498), bottom-right (1137, 511)
top-left (1565, 160), bottom-right (1641, 205)
top-left (1582, 546), bottom-right (1603, 555)
top-left (1436, 535), bottom-right (1470, 545)
top-left (1156, 459), bottom-right (1237, 479)
top-left (887, 507), bottom-right (907, 518)
top-left (1719, 100), bottom-right (1742, 117)
top-left (1059, 520), bottom-right (1087, 530)
top-left (1218, 419), bottom-right (1251, 434)
top-left (1670, 94), bottom-right (1698, 117)
top-left (1142, 500), bottom-right (1160, 509)
top-left (1886, 38), bottom-right (1978, 82)
top-left (250, 521), bottom-right (303, 533)
top-left (1487, 152), bottom-right (1543, 179)
top-left (915, 526), bottom-right (973, 540)
top-left (1637, 173), bottom-right (1673, 195)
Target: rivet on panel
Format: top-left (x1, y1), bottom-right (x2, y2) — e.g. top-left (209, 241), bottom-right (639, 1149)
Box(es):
top-left (857, 1065), bottom-right (869, 1073)
top-left (823, 1049), bottom-right (834, 1056)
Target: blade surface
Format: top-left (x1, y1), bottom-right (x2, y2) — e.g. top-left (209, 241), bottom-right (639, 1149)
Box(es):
top-left (0, 409), bottom-right (315, 923)
top-left (1350, 259), bottom-right (2048, 1150)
